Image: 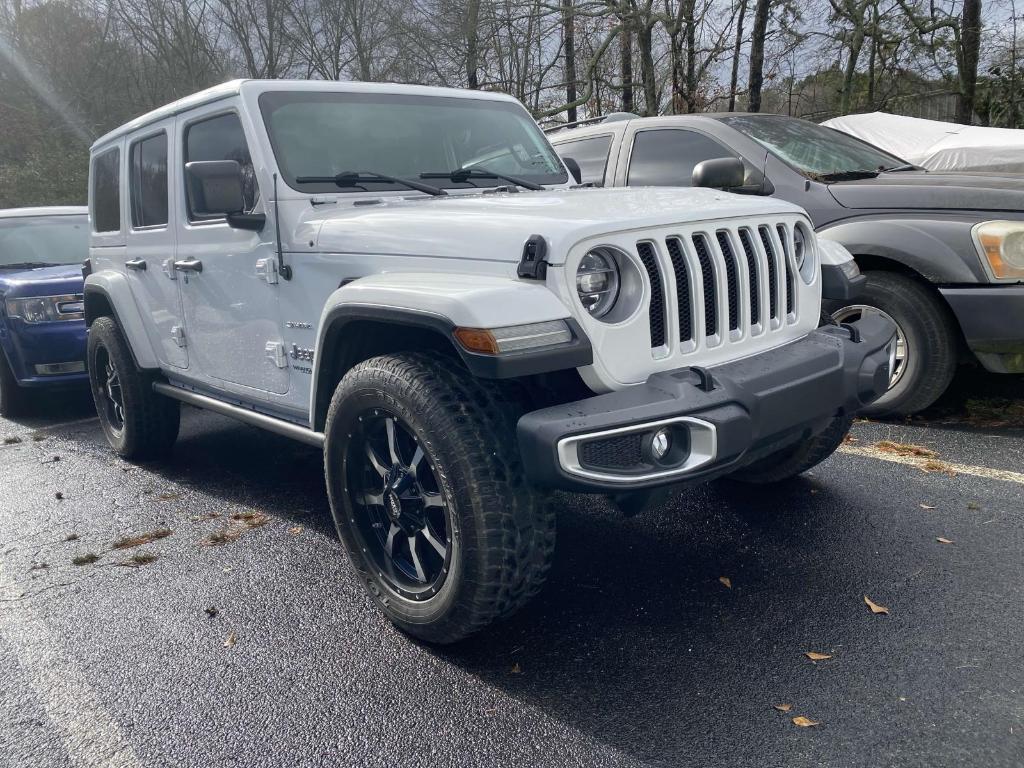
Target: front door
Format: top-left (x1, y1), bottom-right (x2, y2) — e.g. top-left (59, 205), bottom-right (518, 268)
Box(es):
top-left (174, 107), bottom-right (288, 395)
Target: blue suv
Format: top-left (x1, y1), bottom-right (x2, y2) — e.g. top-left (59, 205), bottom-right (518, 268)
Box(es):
top-left (0, 207), bottom-right (89, 416)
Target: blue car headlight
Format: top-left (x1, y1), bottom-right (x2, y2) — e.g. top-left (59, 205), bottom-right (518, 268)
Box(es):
top-left (4, 294), bottom-right (85, 323)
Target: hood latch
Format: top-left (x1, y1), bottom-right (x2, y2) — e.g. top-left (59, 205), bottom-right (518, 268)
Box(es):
top-left (517, 235), bottom-right (549, 280)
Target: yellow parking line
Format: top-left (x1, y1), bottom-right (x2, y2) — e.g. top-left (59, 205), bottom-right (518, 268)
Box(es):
top-left (838, 445), bottom-right (1024, 486)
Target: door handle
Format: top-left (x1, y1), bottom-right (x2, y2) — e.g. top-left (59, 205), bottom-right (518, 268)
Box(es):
top-left (173, 258), bottom-right (203, 273)
top-left (125, 258), bottom-right (147, 271)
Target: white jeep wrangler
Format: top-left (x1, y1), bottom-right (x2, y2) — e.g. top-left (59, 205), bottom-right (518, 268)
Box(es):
top-left (84, 80), bottom-right (895, 643)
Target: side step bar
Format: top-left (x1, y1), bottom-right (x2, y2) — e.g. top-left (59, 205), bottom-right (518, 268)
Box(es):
top-left (153, 382), bottom-right (325, 448)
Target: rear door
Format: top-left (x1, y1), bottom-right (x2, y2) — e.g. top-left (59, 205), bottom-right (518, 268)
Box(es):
top-left (125, 120), bottom-right (188, 369)
top-left (174, 105), bottom-right (288, 395)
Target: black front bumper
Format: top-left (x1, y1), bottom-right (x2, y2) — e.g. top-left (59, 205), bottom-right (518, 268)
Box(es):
top-left (518, 315), bottom-right (896, 492)
top-left (940, 285), bottom-right (1024, 374)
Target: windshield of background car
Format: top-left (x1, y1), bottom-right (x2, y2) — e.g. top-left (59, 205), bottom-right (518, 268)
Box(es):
top-left (0, 215), bottom-right (88, 268)
top-left (720, 115), bottom-right (907, 178)
top-left (259, 90), bottom-right (568, 193)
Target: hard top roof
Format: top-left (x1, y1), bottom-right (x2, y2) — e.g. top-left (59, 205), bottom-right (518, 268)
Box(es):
top-left (91, 79), bottom-right (521, 151)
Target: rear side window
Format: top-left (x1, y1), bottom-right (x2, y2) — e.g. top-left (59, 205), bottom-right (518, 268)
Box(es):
top-left (130, 133), bottom-right (169, 228)
top-left (554, 135), bottom-right (613, 186)
top-left (184, 113), bottom-right (257, 221)
top-left (627, 129), bottom-right (734, 186)
top-left (91, 148), bottom-right (121, 233)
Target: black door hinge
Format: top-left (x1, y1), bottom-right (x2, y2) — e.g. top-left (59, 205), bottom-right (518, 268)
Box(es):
top-left (517, 234), bottom-right (549, 280)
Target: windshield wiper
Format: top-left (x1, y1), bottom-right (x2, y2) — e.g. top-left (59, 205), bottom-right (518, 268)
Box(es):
top-left (0, 261), bottom-right (54, 270)
top-left (420, 168), bottom-right (545, 191)
top-left (294, 171), bottom-right (447, 197)
top-left (880, 163), bottom-right (920, 173)
top-left (816, 169), bottom-right (880, 182)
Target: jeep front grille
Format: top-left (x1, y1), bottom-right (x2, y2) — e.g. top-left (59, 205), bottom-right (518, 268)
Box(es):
top-left (637, 222), bottom-right (801, 353)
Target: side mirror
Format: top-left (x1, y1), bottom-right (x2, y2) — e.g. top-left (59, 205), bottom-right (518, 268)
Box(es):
top-left (691, 157), bottom-right (746, 190)
top-left (563, 157), bottom-right (583, 184)
top-left (185, 161), bottom-right (265, 230)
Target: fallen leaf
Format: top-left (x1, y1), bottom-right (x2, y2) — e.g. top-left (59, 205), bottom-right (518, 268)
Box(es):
top-left (719, 576), bottom-right (732, 589)
top-left (224, 632), bottom-right (237, 648)
top-left (155, 492), bottom-right (181, 501)
top-left (3, 436), bottom-right (22, 445)
top-left (875, 440), bottom-right (936, 458)
top-left (54, 492), bottom-right (64, 500)
top-left (112, 528), bottom-right (172, 550)
top-left (920, 459), bottom-right (956, 476)
top-left (919, 504), bottom-right (935, 510)
top-left (864, 595), bottom-right (890, 615)
top-left (510, 663), bottom-right (522, 674)
top-left (72, 553), bottom-right (100, 566)
top-left (122, 553), bottom-right (158, 567)
top-left (773, 703), bottom-right (792, 712)
top-left (805, 651), bottom-right (832, 661)
top-left (288, 526), bottom-right (303, 535)
top-left (64, 533), bottom-right (79, 542)
top-left (967, 501), bottom-right (981, 510)
top-left (842, 434), bottom-right (857, 444)
top-left (792, 716), bottom-right (820, 727)
top-left (204, 606), bottom-right (219, 619)
top-left (936, 537), bottom-right (954, 545)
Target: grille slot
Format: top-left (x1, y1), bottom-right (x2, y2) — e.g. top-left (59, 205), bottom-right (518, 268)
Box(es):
top-left (758, 225), bottom-right (780, 320)
top-left (777, 224), bottom-right (796, 315)
top-left (665, 238), bottom-right (693, 343)
top-left (715, 230), bottom-right (740, 332)
top-left (636, 241), bottom-right (666, 348)
top-left (578, 432), bottom-right (644, 470)
top-left (691, 235), bottom-right (718, 338)
top-left (738, 229), bottom-right (760, 326)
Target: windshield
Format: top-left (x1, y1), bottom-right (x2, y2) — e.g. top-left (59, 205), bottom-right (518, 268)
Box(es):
top-left (259, 91), bottom-right (567, 193)
top-left (0, 215), bottom-right (88, 268)
top-left (720, 115), bottom-right (908, 179)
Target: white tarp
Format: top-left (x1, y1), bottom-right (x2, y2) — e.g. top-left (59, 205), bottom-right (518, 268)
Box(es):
top-left (822, 111), bottom-right (1024, 174)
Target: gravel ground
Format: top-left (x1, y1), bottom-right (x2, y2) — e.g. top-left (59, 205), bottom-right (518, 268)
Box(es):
top-left (1, 371), bottom-right (1022, 768)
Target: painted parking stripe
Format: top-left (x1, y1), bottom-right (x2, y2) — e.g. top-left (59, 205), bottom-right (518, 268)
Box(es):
top-left (0, 591), bottom-right (141, 767)
top-left (839, 444), bottom-right (1024, 486)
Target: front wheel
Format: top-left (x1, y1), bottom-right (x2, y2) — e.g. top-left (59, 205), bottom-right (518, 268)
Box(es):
top-left (730, 414), bottom-right (853, 484)
top-left (825, 271), bottom-right (957, 417)
top-left (87, 316), bottom-right (180, 460)
top-left (0, 351), bottom-right (26, 418)
top-left (324, 353), bottom-right (555, 644)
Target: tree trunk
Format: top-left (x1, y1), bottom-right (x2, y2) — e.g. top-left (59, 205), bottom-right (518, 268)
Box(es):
top-left (957, 0), bottom-right (982, 123)
top-left (866, 2), bottom-right (878, 108)
top-left (747, 0), bottom-right (770, 112)
top-left (562, 0), bottom-right (577, 122)
top-left (637, 22), bottom-right (657, 114)
top-left (619, 15), bottom-right (634, 112)
top-left (685, 7), bottom-right (697, 112)
top-left (465, 0), bottom-right (481, 89)
top-left (728, 0), bottom-right (748, 111)
top-left (840, 26), bottom-right (865, 114)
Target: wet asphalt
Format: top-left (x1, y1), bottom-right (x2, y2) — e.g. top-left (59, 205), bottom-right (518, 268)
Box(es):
top-left (0, 371), bottom-right (1022, 768)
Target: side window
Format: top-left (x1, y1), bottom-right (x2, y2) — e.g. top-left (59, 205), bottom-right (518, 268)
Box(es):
top-left (130, 132), bottom-right (169, 228)
top-left (554, 135), bottom-right (613, 186)
top-left (627, 130), bottom-right (735, 187)
top-left (91, 148), bottom-right (121, 233)
top-left (183, 113), bottom-right (257, 221)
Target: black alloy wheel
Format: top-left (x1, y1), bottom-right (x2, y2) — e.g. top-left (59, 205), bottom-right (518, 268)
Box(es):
top-left (346, 409), bottom-right (452, 600)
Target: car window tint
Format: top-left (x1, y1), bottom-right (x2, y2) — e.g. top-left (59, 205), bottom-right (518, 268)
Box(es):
top-left (130, 133), bottom-right (169, 228)
top-left (91, 148), bottom-right (121, 233)
top-left (554, 135), bottom-right (613, 185)
top-left (184, 113), bottom-right (257, 220)
top-left (627, 130), bottom-right (734, 186)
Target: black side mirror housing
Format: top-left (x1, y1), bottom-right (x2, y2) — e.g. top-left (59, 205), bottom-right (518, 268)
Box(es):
top-left (185, 160), bottom-right (265, 230)
top-left (563, 157), bottom-right (583, 184)
top-left (691, 157), bottom-right (746, 190)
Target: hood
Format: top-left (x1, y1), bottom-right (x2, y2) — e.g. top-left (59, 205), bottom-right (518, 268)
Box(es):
top-left (828, 171), bottom-right (1024, 213)
top-left (308, 187), bottom-right (802, 265)
top-left (0, 264), bottom-right (85, 298)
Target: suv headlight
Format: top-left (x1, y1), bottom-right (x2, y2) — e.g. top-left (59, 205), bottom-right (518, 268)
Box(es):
top-left (4, 294), bottom-right (85, 323)
top-left (576, 247), bottom-right (621, 318)
top-left (793, 223), bottom-right (816, 284)
top-left (973, 220), bottom-right (1024, 281)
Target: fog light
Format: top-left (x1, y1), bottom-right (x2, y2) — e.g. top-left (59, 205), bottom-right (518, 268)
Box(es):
top-left (651, 429), bottom-right (671, 459)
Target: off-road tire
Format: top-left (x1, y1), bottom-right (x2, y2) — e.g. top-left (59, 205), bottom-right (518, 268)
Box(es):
top-left (731, 414), bottom-right (854, 484)
top-left (87, 316), bottom-right (179, 460)
top-left (824, 271), bottom-right (957, 417)
top-left (324, 352), bottom-right (556, 644)
top-left (0, 351), bottom-right (26, 418)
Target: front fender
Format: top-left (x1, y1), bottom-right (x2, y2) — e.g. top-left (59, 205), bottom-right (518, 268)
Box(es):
top-left (818, 216), bottom-right (986, 283)
top-left (309, 273), bottom-right (591, 430)
top-left (84, 273), bottom-right (159, 369)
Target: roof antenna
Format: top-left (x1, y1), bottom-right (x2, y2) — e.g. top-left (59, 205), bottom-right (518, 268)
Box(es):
top-left (274, 173), bottom-right (291, 280)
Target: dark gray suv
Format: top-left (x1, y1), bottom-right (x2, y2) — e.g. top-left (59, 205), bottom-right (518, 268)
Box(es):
top-left (551, 114), bottom-right (1024, 416)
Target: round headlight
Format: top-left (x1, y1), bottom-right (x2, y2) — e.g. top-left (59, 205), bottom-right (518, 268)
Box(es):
top-left (577, 248), bottom-right (621, 318)
top-left (1004, 230), bottom-right (1024, 269)
top-left (794, 223), bottom-right (816, 283)
top-left (793, 226), bottom-right (806, 269)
